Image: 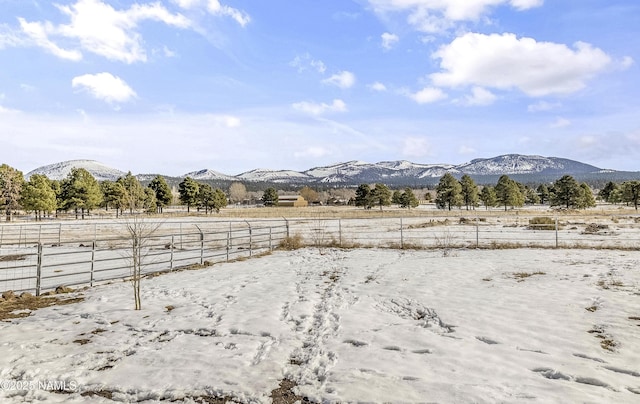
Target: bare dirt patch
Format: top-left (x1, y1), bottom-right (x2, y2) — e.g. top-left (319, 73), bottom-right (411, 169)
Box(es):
top-left (0, 291), bottom-right (84, 321)
top-left (0, 254), bottom-right (26, 262)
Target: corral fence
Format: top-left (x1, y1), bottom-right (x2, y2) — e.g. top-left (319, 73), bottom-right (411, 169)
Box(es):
top-left (0, 219), bottom-right (289, 296)
top-left (1, 213), bottom-right (639, 295)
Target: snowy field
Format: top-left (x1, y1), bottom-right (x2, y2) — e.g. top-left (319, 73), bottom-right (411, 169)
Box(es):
top-left (1, 248), bottom-right (640, 403)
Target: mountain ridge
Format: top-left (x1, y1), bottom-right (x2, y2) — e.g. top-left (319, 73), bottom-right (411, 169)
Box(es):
top-left (25, 154), bottom-right (624, 186)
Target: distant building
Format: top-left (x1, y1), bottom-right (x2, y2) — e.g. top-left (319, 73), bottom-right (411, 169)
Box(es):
top-left (278, 195), bottom-right (308, 207)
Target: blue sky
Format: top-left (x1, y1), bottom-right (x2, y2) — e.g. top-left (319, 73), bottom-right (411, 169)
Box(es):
top-left (1, 0), bottom-right (638, 176)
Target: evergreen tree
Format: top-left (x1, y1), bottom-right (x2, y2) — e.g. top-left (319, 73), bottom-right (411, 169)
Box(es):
top-left (550, 175), bottom-right (582, 209)
top-left (459, 174), bottom-right (479, 210)
top-left (622, 181), bottom-right (640, 210)
top-left (20, 174), bottom-right (57, 221)
top-left (598, 182), bottom-right (619, 203)
top-left (525, 186), bottom-right (540, 205)
top-left (354, 184), bottom-right (373, 209)
top-left (399, 188), bottom-right (419, 209)
top-left (536, 184), bottom-right (551, 205)
top-left (435, 173), bottom-right (462, 210)
top-left (100, 180), bottom-right (126, 217)
top-left (0, 164), bottom-right (24, 222)
top-left (143, 187), bottom-right (157, 213)
top-left (578, 183), bottom-right (596, 209)
top-left (178, 176), bottom-right (199, 212)
top-left (392, 190), bottom-right (402, 205)
top-left (60, 168), bottom-right (102, 219)
top-left (118, 172), bottom-right (146, 213)
top-left (480, 186), bottom-right (497, 210)
top-left (371, 183), bottom-right (392, 211)
top-left (261, 187), bottom-right (279, 206)
top-left (148, 175), bottom-right (172, 213)
top-left (494, 175), bottom-right (524, 211)
top-left (198, 183), bottom-right (227, 213)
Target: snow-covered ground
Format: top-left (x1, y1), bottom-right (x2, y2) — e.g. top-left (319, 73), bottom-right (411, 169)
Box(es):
top-left (1, 248), bottom-right (639, 403)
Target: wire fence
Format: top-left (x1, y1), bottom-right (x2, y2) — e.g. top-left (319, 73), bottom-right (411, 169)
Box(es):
top-left (0, 219), bottom-right (288, 295)
top-left (1, 212), bottom-right (639, 295)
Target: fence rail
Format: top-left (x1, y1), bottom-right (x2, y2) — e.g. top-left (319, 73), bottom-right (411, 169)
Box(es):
top-left (1, 213), bottom-right (639, 295)
top-left (0, 220), bottom-right (289, 295)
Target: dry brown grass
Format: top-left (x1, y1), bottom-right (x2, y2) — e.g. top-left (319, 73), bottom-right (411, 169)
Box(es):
top-left (0, 291), bottom-right (84, 321)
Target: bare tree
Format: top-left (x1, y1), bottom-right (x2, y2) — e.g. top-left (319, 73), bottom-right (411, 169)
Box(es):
top-left (123, 216), bottom-right (162, 310)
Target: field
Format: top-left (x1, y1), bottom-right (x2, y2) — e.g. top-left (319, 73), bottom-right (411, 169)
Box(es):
top-left (1, 246), bottom-right (639, 403)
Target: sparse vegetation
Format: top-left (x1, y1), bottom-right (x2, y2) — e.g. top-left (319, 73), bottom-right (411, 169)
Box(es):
top-left (528, 216), bottom-right (557, 230)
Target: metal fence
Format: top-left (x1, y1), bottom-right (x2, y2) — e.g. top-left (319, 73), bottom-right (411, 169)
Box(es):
top-left (1, 213), bottom-right (639, 295)
top-left (0, 219), bottom-right (289, 295)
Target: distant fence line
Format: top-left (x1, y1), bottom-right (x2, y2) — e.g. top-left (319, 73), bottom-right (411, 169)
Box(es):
top-left (1, 214), bottom-right (640, 295)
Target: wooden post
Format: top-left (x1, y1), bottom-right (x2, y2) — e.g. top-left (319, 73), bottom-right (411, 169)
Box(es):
top-left (36, 243), bottom-right (43, 296)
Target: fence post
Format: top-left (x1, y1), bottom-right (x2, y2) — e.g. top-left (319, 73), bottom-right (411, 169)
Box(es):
top-left (244, 221), bottom-right (253, 257)
top-left (36, 243), bottom-right (43, 296)
top-left (170, 235), bottom-right (174, 271)
top-left (38, 225), bottom-right (42, 245)
top-left (283, 218), bottom-right (289, 239)
top-left (339, 219), bottom-right (342, 247)
top-left (199, 230), bottom-right (204, 265)
top-left (555, 216), bottom-right (559, 248)
top-left (226, 231), bottom-right (230, 262)
top-left (90, 241), bottom-right (95, 287)
top-left (269, 227), bottom-right (272, 250)
top-left (58, 223), bottom-right (61, 245)
top-left (476, 217), bottom-right (479, 248)
top-left (400, 218), bottom-right (404, 249)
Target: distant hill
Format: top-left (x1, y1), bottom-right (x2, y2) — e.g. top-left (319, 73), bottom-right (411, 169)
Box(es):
top-left (25, 155), bottom-right (637, 187)
top-left (26, 160), bottom-right (126, 182)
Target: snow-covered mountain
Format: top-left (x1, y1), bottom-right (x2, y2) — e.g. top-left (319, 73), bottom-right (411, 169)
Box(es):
top-left (26, 160), bottom-right (126, 181)
top-left (183, 169), bottom-right (236, 181)
top-left (457, 154), bottom-right (600, 175)
top-left (26, 154), bottom-right (610, 186)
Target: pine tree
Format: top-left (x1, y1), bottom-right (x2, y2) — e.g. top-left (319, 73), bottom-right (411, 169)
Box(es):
top-left (494, 175), bottom-right (524, 211)
top-left (21, 174), bottom-right (57, 220)
top-left (435, 173), bottom-right (462, 210)
top-left (480, 186), bottom-right (497, 210)
top-left (355, 184), bottom-right (373, 209)
top-left (261, 187), bottom-right (279, 206)
top-left (371, 183), bottom-right (392, 211)
top-left (178, 177), bottom-right (199, 212)
top-left (0, 164), bottom-right (24, 222)
top-left (598, 181), bottom-right (619, 203)
top-left (536, 184), bottom-right (550, 205)
top-left (148, 175), bottom-right (172, 213)
top-left (550, 175), bottom-right (582, 209)
top-left (118, 172), bottom-right (146, 214)
top-left (60, 168), bottom-right (102, 219)
top-left (622, 181), bottom-right (640, 210)
top-left (459, 174), bottom-right (479, 210)
top-left (399, 188), bottom-right (419, 209)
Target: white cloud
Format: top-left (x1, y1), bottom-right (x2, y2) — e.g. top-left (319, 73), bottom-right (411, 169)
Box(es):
top-left (430, 33), bottom-right (611, 97)
top-left (289, 53), bottom-right (326, 74)
top-left (381, 32), bottom-right (399, 50)
top-left (458, 145), bottom-right (477, 154)
top-left (368, 82), bottom-right (387, 92)
top-left (527, 101), bottom-right (561, 112)
top-left (409, 87), bottom-right (447, 104)
top-left (9, 0), bottom-right (191, 64)
top-left (173, 0), bottom-right (250, 26)
top-left (292, 99), bottom-right (347, 115)
top-left (17, 18), bottom-right (82, 61)
top-left (621, 56), bottom-right (634, 69)
top-left (550, 117), bottom-right (571, 128)
top-left (464, 86), bottom-right (496, 106)
top-left (322, 71), bottom-right (356, 89)
top-left (367, 0), bottom-right (544, 33)
top-left (71, 72), bottom-right (137, 103)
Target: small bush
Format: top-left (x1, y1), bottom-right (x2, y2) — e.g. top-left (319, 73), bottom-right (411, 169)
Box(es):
top-left (278, 234), bottom-right (305, 250)
top-left (528, 217), bottom-right (557, 230)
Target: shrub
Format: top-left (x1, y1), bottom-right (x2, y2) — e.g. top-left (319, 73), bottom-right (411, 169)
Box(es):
top-left (278, 234), bottom-right (304, 250)
top-left (528, 217), bottom-right (557, 230)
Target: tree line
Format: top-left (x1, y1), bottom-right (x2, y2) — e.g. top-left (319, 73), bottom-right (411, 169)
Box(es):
top-left (0, 164), bottom-right (236, 221)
